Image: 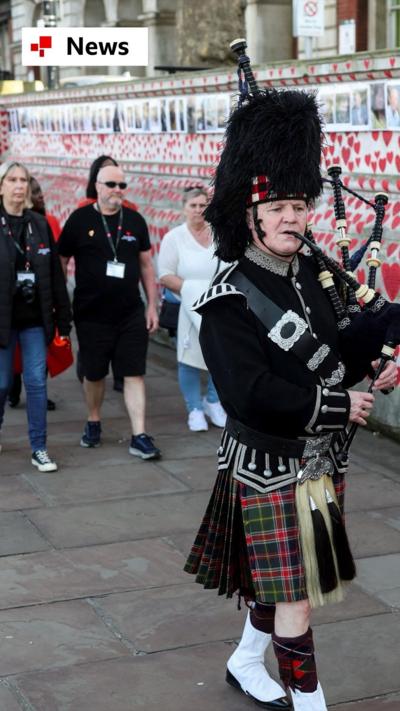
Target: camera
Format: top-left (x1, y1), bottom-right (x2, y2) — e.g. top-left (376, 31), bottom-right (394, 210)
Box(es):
top-left (17, 278), bottom-right (36, 304)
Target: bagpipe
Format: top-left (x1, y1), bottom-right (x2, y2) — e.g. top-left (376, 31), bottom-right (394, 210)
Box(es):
top-left (230, 38), bottom-right (400, 458)
top-left (229, 38), bottom-right (400, 606)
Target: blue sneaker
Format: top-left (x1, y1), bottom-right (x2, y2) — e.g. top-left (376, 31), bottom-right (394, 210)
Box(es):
top-left (80, 421), bottom-right (101, 448)
top-left (129, 433), bottom-right (161, 460)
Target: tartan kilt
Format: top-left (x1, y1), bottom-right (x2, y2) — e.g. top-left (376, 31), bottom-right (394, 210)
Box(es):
top-left (184, 460), bottom-right (346, 604)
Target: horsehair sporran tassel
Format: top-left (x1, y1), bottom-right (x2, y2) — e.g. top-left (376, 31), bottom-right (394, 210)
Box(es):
top-left (309, 494), bottom-right (338, 594)
top-left (325, 488), bottom-right (356, 581)
top-left (295, 473), bottom-right (344, 608)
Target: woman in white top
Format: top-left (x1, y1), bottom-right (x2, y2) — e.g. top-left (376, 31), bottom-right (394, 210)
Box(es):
top-left (158, 187), bottom-right (226, 432)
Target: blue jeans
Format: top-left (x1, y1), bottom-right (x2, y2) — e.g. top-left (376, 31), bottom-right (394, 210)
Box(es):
top-left (0, 327), bottom-right (47, 451)
top-left (177, 361), bottom-right (219, 413)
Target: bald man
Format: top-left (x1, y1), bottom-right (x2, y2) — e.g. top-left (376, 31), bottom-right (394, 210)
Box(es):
top-left (58, 165), bottom-right (160, 460)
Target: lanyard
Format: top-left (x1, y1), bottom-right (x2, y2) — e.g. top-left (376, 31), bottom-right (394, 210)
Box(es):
top-left (96, 204), bottom-right (124, 262)
top-left (1, 214), bottom-right (33, 270)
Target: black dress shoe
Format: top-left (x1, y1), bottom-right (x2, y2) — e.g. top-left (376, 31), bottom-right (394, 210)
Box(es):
top-left (47, 399), bottom-right (56, 411)
top-left (226, 669), bottom-right (292, 709)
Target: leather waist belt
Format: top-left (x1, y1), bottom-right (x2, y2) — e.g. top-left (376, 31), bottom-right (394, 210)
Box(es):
top-left (225, 416), bottom-right (332, 459)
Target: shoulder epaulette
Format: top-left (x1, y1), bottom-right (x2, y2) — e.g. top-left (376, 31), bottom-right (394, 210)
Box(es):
top-left (192, 281), bottom-right (245, 312)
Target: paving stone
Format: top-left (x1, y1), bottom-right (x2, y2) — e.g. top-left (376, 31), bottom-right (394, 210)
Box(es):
top-left (345, 469), bottom-right (400, 512)
top-left (352, 430), bottom-right (400, 480)
top-left (0, 600), bottom-right (129, 676)
top-left (0, 476), bottom-right (41, 511)
top-left (152, 432), bottom-right (218, 460)
top-left (312, 613), bottom-right (400, 704)
top-left (0, 511), bottom-right (50, 556)
top-left (0, 684), bottom-right (22, 711)
top-left (311, 581), bottom-right (389, 626)
top-left (24, 461), bottom-right (187, 506)
top-left (331, 694), bottom-right (400, 709)
top-left (91, 583), bottom-right (244, 653)
top-left (144, 375), bottom-right (180, 397)
top-left (12, 643), bottom-right (274, 711)
top-left (0, 539), bottom-right (187, 609)
top-left (355, 553), bottom-right (400, 597)
top-left (375, 588), bottom-right (400, 609)
top-left (159, 455), bottom-right (218, 491)
top-left (346, 510), bottom-right (400, 558)
top-left (26, 491), bottom-right (210, 548)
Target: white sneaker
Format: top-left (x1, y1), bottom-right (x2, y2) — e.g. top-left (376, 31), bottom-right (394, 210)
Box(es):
top-left (188, 409), bottom-right (208, 432)
top-left (203, 398), bottom-right (227, 428)
top-left (31, 449), bottom-right (58, 472)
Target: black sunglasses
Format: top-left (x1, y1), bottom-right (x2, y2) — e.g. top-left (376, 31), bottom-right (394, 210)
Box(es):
top-left (97, 180), bottom-right (127, 189)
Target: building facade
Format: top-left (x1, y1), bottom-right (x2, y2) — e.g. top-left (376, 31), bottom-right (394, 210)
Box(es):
top-left (1, 1), bottom-right (400, 84)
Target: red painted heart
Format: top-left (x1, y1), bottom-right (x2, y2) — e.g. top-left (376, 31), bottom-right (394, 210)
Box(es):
top-left (341, 147), bottom-right (350, 163)
top-left (382, 263), bottom-right (400, 301)
top-left (382, 131), bottom-right (392, 147)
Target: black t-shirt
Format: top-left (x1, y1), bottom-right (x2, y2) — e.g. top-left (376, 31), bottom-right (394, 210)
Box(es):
top-left (1, 211), bottom-right (42, 329)
top-left (58, 204), bottom-right (151, 323)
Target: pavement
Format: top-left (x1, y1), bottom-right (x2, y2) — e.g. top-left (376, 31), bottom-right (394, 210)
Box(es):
top-left (0, 340), bottom-right (399, 711)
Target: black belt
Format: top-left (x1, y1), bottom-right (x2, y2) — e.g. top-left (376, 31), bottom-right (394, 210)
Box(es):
top-left (225, 416), bottom-right (331, 459)
top-left (225, 417), bottom-right (307, 457)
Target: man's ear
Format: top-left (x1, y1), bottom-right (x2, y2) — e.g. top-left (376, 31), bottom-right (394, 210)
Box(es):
top-left (246, 207), bottom-right (254, 230)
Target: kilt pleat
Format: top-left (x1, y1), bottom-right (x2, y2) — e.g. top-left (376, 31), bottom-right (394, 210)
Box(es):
top-left (185, 454), bottom-right (347, 603)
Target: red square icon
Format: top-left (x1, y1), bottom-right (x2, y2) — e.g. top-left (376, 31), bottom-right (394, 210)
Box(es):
top-left (30, 43), bottom-right (38, 51)
top-left (40, 36), bottom-right (52, 49)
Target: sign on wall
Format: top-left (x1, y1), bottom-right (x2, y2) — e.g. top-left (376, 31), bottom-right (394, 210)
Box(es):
top-left (293, 0), bottom-right (325, 38)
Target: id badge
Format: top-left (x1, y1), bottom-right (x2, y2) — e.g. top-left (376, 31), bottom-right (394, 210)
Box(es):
top-left (17, 271), bottom-right (36, 283)
top-left (106, 260), bottom-right (125, 278)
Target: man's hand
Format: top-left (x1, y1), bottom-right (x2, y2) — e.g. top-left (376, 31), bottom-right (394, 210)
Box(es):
top-left (348, 390), bottom-right (375, 426)
top-left (370, 359), bottom-right (398, 391)
top-left (146, 304), bottom-right (159, 333)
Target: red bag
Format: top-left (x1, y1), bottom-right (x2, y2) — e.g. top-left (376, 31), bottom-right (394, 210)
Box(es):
top-left (46, 334), bottom-right (74, 377)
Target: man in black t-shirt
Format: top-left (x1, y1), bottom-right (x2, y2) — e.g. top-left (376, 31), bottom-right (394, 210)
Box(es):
top-left (58, 165), bottom-right (160, 460)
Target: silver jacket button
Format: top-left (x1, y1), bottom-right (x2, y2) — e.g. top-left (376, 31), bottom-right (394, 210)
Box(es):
top-left (316, 425), bottom-right (323, 432)
top-left (323, 388), bottom-right (330, 396)
top-left (248, 462), bottom-right (257, 471)
top-left (295, 282), bottom-right (302, 290)
top-left (306, 306), bottom-right (311, 314)
top-left (321, 405), bottom-right (328, 414)
top-left (278, 464), bottom-right (287, 473)
top-left (263, 469), bottom-right (272, 478)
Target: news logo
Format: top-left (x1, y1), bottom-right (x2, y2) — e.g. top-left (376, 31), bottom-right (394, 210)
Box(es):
top-left (30, 35), bottom-right (52, 58)
top-left (22, 27), bottom-right (148, 66)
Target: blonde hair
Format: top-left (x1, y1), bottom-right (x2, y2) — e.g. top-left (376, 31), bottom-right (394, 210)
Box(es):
top-left (0, 161), bottom-right (32, 209)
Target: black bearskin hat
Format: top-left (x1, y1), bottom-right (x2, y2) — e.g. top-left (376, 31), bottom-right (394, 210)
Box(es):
top-left (205, 89), bottom-right (324, 262)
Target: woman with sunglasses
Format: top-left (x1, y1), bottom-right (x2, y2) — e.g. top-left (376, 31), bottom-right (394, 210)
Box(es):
top-left (158, 186), bottom-right (226, 432)
top-left (0, 161), bottom-right (72, 470)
